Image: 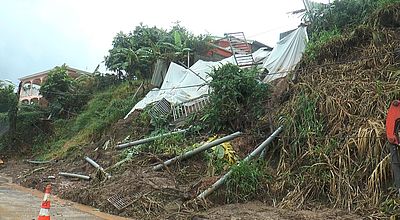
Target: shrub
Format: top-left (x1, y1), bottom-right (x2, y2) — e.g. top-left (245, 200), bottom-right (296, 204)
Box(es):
top-left (203, 64), bottom-right (269, 132)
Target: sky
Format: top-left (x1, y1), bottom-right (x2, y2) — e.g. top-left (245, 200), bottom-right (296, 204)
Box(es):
top-left (0, 0), bottom-right (328, 85)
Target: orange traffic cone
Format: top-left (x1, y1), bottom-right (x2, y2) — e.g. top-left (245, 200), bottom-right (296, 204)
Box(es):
top-left (38, 185), bottom-right (51, 220)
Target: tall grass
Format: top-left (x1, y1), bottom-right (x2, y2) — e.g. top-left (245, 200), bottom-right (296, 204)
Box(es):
top-left (33, 81), bottom-right (144, 159)
top-left (225, 161), bottom-right (268, 203)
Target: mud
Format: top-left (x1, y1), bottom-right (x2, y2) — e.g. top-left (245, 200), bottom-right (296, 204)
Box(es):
top-left (0, 154), bottom-right (364, 220)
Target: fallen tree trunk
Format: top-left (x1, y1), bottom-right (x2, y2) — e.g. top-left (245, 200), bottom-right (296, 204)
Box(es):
top-left (197, 126), bottom-right (283, 199)
top-left (153, 131), bottom-right (242, 171)
top-left (116, 129), bottom-right (188, 150)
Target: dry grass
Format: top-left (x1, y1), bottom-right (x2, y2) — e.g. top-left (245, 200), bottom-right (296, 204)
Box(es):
top-left (270, 5), bottom-right (400, 215)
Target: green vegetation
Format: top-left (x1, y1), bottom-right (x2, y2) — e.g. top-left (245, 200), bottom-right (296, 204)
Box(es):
top-left (304, 29), bottom-right (341, 61)
top-left (40, 65), bottom-right (84, 117)
top-left (205, 139), bottom-right (238, 176)
top-left (146, 130), bottom-right (187, 155)
top-left (304, 0), bottom-right (400, 62)
top-left (0, 81), bottom-right (18, 150)
top-left (225, 160), bottom-right (268, 203)
top-left (0, 81), bottom-right (16, 113)
top-left (3, 3), bottom-right (400, 216)
top-left (273, 0), bottom-right (400, 214)
top-left (203, 64), bottom-right (269, 132)
top-left (105, 23), bottom-right (210, 80)
top-left (306, 0), bottom-right (400, 34)
top-left (36, 81), bottom-right (144, 158)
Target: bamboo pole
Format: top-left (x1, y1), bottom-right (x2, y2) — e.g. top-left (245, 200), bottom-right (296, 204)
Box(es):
top-left (116, 129), bottom-right (188, 150)
top-left (84, 156), bottom-right (112, 179)
top-left (26, 160), bottom-right (52, 164)
top-left (197, 126), bottom-right (283, 199)
top-left (153, 131), bottom-right (242, 171)
top-left (58, 172), bottom-right (90, 180)
top-left (104, 153), bottom-right (133, 172)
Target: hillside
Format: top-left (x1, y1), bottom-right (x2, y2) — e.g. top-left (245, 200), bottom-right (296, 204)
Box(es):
top-left (1, 1), bottom-right (400, 219)
top-left (271, 2), bottom-right (400, 216)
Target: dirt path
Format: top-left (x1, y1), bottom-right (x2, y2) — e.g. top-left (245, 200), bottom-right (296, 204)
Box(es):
top-left (0, 174), bottom-right (132, 220)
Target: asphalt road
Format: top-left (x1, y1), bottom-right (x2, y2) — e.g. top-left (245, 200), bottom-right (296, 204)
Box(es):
top-left (0, 175), bottom-right (130, 220)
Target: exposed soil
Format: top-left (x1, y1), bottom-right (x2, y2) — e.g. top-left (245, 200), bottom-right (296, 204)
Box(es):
top-left (0, 149), bottom-right (363, 220)
top-left (194, 201), bottom-right (361, 220)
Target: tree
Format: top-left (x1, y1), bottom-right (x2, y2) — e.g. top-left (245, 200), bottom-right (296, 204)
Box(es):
top-left (105, 25), bottom-right (167, 80)
top-left (0, 81), bottom-right (16, 113)
top-left (0, 81), bottom-right (18, 141)
top-left (40, 65), bottom-right (88, 117)
top-left (105, 23), bottom-right (211, 80)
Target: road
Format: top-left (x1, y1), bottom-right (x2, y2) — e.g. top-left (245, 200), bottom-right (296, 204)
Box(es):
top-left (0, 175), bottom-right (131, 220)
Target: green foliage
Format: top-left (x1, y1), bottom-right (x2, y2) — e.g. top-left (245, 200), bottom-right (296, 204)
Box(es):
top-left (0, 113), bottom-right (7, 123)
top-left (304, 0), bottom-right (400, 62)
top-left (146, 131), bottom-right (187, 155)
top-left (31, 81), bottom-right (144, 158)
top-left (225, 160), bottom-right (268, 203)
top-left (203, 64), bottom-right (269, 131)
top-left (7, 104), bottom-right (48, 152)
top-left (40, 65), bottom-right (121, 119)
top-left (293, 94), bottom-right (324, 138)
top-left (40, 64), bottom-right (90, 117)
top-left (205, 138), bottom-right (238, 176)
top-left (72, 82), bottom-right (140, 137)
top-left (0, 81), bottom-right (16, 113)
top-left (0, 81), bottom-right (18, 148)
top-left (285, 93), bottom-right (324, 160)
top-left (105, 23), bottom-right (210, 80)
top-left (304, 28), bottom-right (341, 61)
top-left (380, 198), bottom-right (400, 217)
top-left (40, 65), bottom-right (73, 103)
top-left (206, 145), bottom-right (227, 175)
top-left (307, 0), bottom-right (400, 34)
top-left (378, 0), bottom-right (400, 6)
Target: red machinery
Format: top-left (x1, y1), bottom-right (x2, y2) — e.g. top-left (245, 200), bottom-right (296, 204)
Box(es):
top-left (386, 100), bottom-right (400, 188)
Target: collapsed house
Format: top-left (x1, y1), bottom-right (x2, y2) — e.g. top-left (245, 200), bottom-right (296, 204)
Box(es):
top-left (124, 25), bottom-right (308, 120)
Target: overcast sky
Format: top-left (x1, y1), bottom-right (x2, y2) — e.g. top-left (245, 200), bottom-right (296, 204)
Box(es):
top-left (0, 0), bottom-right (329, 85)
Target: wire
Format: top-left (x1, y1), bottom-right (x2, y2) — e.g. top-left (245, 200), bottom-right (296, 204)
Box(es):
top-left (247, 24), bottom-right (299, 38)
